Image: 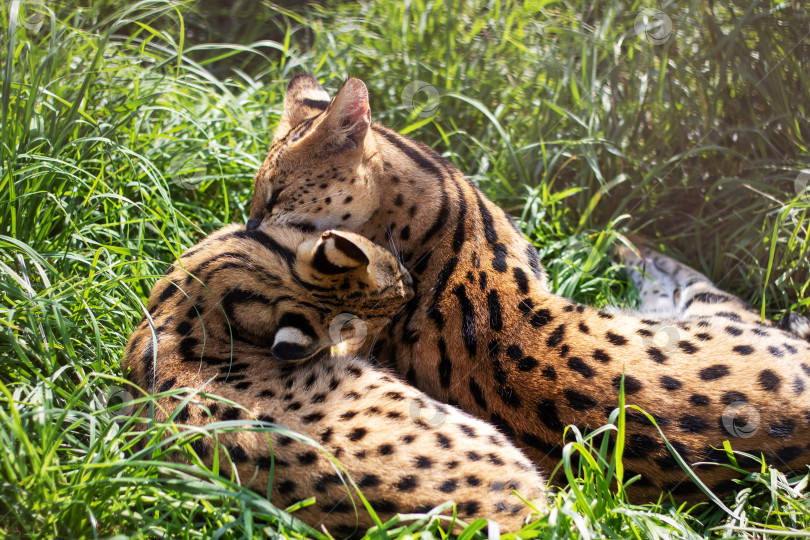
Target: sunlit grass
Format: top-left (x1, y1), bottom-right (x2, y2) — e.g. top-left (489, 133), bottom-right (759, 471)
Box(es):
top-left (1, 0), bottom-right (808, 537)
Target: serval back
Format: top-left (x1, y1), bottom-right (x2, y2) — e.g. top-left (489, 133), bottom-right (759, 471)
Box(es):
top-left (248, 74), bottom-right (810, 501)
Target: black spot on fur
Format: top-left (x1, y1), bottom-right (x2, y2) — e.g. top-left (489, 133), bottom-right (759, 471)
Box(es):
top-left (492, 243), bottom-right (508, 272)
top-left (625, 433), bottom-right (660, 459)
top-left (302, 412), bottom-right (325, 424)
top-left (487, 453), bottom-right (505, 466)
top-left (517, 355), bottom-right (539, 371)
top-left (678, 340), bottom-right (698, 354)
top-left (437, 338), bottom-right (452, 389)
top-left (497, 385), bottom-right (521, 408)
top-left (699, 364), bottom-right (730, 381)
top-left (452, 285), bottom-right (477, 357)
top-left (469, 377), bottom-right (487, 410)
top-left (276, 479), bottom-right (297, 496)
top-left (512, 267), bottom-right (529, 294)
top-left (297, 451), bottom-right (317, 465)
top-left (158, 282), bottom-right (179, 303)
top-left (227, 444), bottom-right (249, 463)
top-left (531, 309), bottom-right (553, 328)
top-left (775, 446), bottom-right (802, 462)
top-left (567, 357), bottom-right (594, 378)
top-left (565, 390), bottom-right (598, 410)
top-left (190, 438), bottom-right (208, 459)
top-left (613, 375), bottom-right (643, 395)
top-left (578, 321), bottom-right (590, 334)
top-left (678, 415), bottom-right (709, 433)
top-left (368, 499), bottom-right (396, 513)
top-left (767, 419), bottom-right (795, 439)
top-left (158, 377), bottom-right (176, 393)
top-left (627, 410), bottom-right (670, 427)
top-left (487, 290), bottom-right (503, 331)
top-left (436, 433), bottom-right (452, 449)
top-left (396, 475), bottom-right (419, 491)
top-left (220, 407), bottom-right (240, 421)
top-left (660, 375), bottom-right (682, 390)
top-left (689, 394), bottom-right (710, 406)
top-left (466, 451), bottom-right (481, 461)
top-left (647, 347), bottom-right (667, 364)
top-left (665, 481), bottom-right (701, 496)
top-left (547, 324), bottom-right (566, 347)
top-left (733, 345), bottom-right (755, 355)
top-left (758, 369), bottom-right (782, 392)
top-left (439, 479), bottom-right (458, 493)
top-left (721, 391), bottom-right (748, 404)
top-left (606, 331), bottom-right (627, 346)
top-left (349, 474), bottom-right (378, 491)
top-left (277, 435), bottom-right (294, 446)
top-left (175, 320), bottom-right (192, 337)
top-left (526, 245), bottom-right (542, 277)
top-left (537, 400), bottom-right (565, 432)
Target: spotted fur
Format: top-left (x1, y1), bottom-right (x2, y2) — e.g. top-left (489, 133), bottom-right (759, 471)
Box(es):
top-left (123, 223), bottom-right (545, 534)
top-left (248, 75), bottom-right (810, 501)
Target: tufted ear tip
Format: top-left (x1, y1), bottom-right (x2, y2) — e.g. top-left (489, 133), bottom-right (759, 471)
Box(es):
top-left (276, 74), bottom-right (331, 137)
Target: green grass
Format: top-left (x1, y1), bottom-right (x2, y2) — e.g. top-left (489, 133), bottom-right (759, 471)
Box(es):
top-left (1, 0), bottom-right (808, 537)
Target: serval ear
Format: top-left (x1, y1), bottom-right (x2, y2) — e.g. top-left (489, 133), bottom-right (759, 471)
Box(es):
top-left (274, 74), bottom-right (332, 139)
top-left (270, 311), bottom-right (321, 362)
top-left (305, 78), bottom-right (371, 153)
top-left (307, 230), bottom-right (371, 275)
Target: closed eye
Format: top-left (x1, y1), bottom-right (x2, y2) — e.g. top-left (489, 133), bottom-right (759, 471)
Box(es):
top-left (265, 186), bottom-right (282, 215)
top-left (289, 221), bottom-right (316, 233)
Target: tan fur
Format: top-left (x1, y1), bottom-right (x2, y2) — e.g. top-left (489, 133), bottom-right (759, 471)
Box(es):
top-left (249, 75), bottom-right (810, 501)
top-left (123, 223), bottom-right (545, 535)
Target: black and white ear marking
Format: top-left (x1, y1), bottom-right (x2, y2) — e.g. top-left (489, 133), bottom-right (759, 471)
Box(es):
top-left (275, 75), bottom-right (332, 138)
top-left (312, 231), bottom-right (371, 275)
top-left (271, 327), bottom-right (315, 361)
top-left (270, 312), bottom-right (319, 362)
